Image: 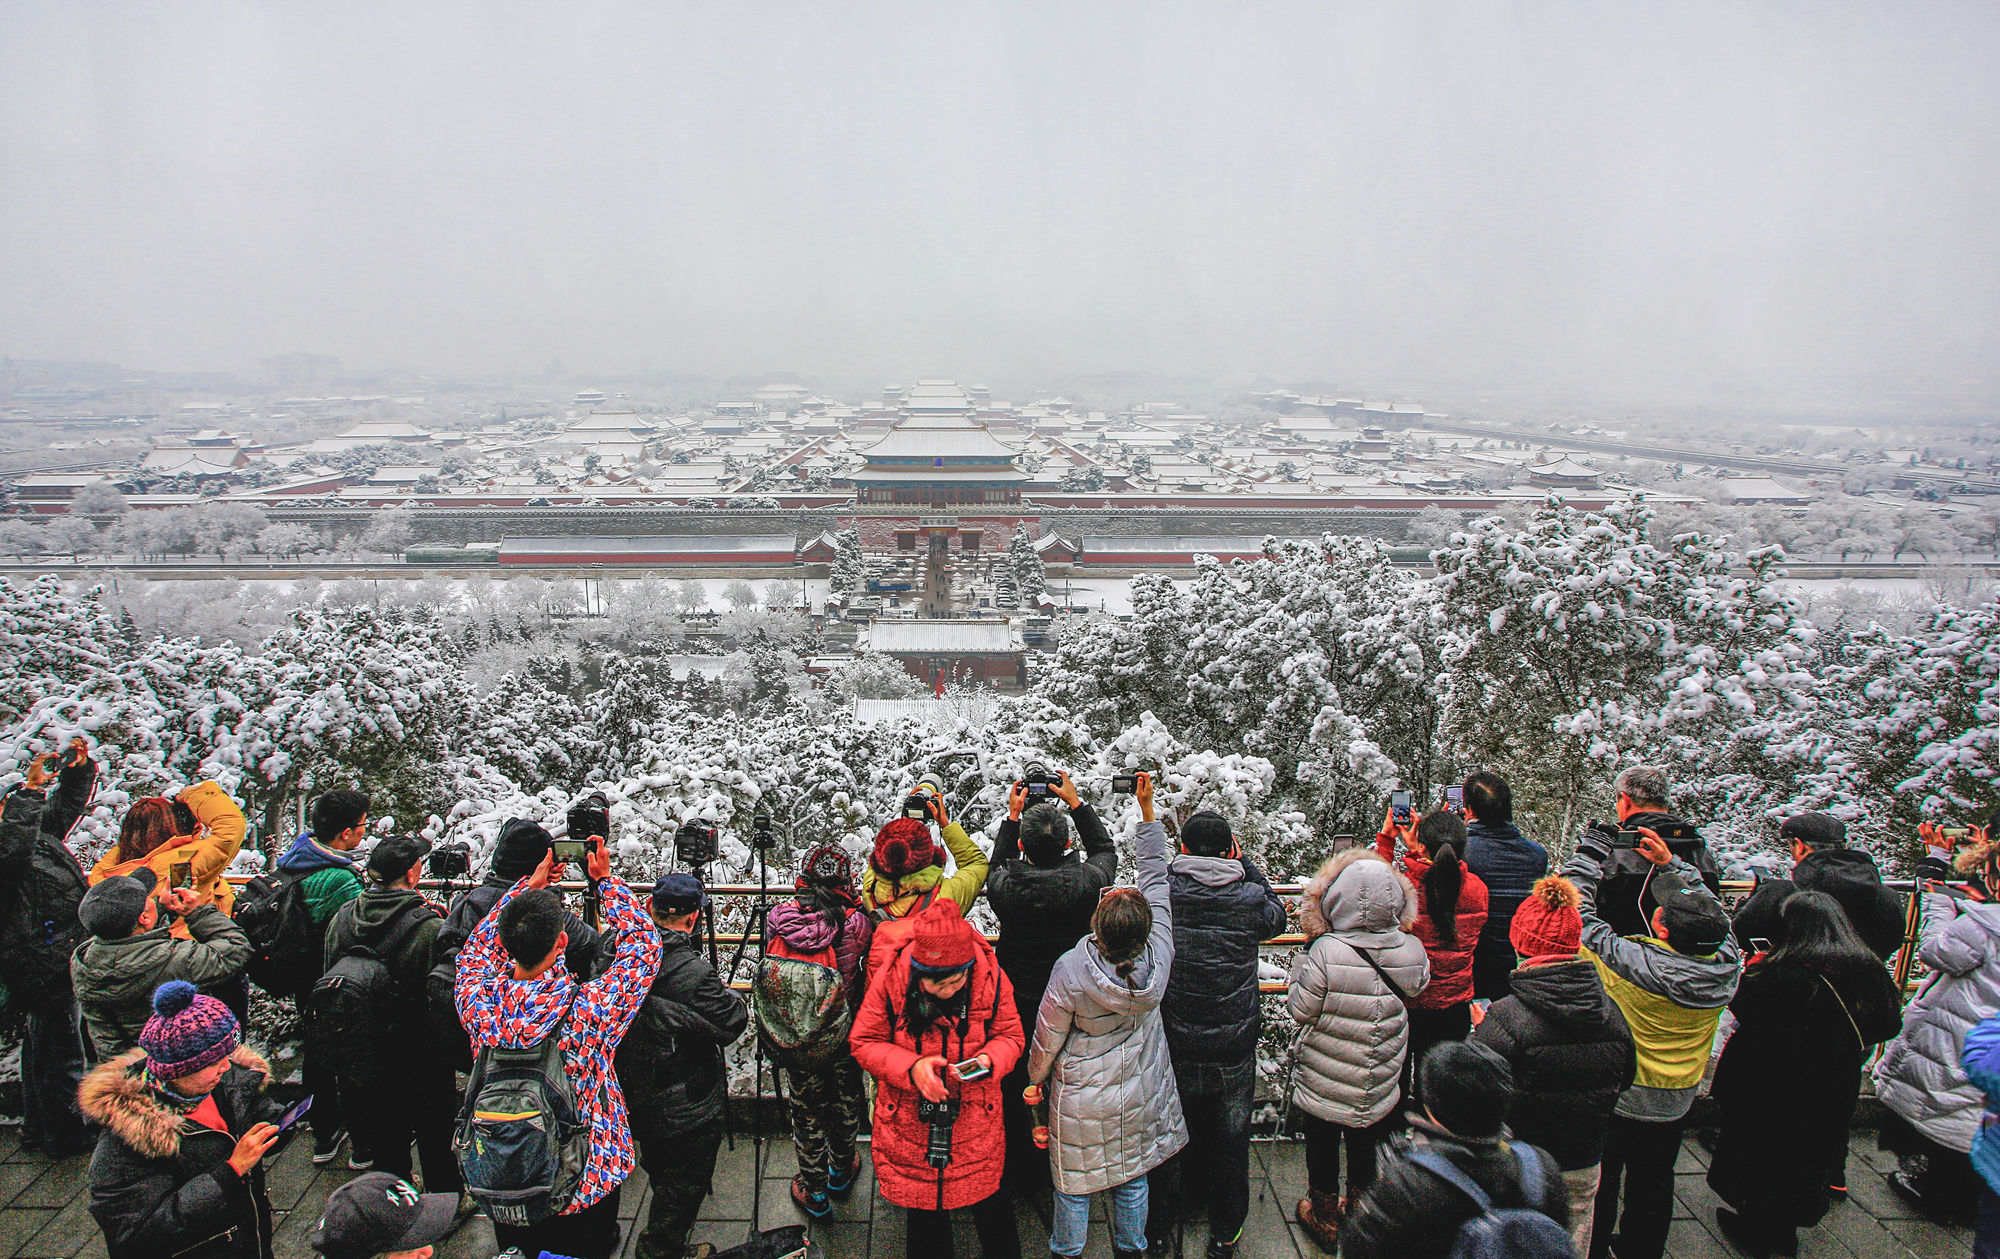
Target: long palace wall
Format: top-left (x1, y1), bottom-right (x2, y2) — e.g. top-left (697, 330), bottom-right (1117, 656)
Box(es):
top-left (258, 503), bottom-right (1434, 549)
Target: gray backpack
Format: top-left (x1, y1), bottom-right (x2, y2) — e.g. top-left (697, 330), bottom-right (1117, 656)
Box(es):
top-left (454, 984), bottom-right (590, 1228)
top-left (1406, 1143), bottom-right (1576, 1259)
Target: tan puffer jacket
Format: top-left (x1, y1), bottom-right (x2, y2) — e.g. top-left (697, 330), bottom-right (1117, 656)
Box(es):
top-left (1287, 848), bottom-right (1430, 1127)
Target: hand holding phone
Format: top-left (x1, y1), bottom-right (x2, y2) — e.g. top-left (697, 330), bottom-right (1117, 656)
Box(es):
top-left (1390, 790), bottom-right (1413, 826)
top-left (951, 1056), bottom-right (991, 1082)
top-left (551, 838), bottom-right (591, 864)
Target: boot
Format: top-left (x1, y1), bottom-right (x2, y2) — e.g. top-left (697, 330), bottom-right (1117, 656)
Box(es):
top-left (1295, 1188), bottom-right (1342, 1255)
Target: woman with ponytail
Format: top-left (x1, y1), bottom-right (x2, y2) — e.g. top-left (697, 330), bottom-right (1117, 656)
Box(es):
top-left (1377, 806), bottom-right (1490, 1079)
top-left (1026, 773), bottom-right (1186, 1259)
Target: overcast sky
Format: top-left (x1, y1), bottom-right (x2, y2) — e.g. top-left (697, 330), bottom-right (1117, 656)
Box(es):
top-left (2, 2), bottom-right (1996, 394)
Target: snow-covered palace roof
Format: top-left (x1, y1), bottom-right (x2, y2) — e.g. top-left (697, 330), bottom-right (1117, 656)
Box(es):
top-left (856, 620), bottom-right (1026, 656)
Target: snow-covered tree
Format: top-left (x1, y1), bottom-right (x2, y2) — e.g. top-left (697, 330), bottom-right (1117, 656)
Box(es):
top-left (723, 580), bottom-right (759, 610)
top-left (828, 527), bottom-right (865, 600)
top-left (71, 482), bottom-right (127, 515)
top-left (360, 506), bottom-right (416, 556)
top-left (1008, 527), bottom-right (1046, 602)
top-left (44, 515), bottom-right (100, 560)
top-left (1433, 498), bottom-right (1818, 851)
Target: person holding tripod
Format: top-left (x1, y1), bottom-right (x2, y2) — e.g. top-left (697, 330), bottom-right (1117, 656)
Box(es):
top-left (850, 896), bottom-right (1025, 1259)
top-left (615, 872), bottom-right (747, 1259)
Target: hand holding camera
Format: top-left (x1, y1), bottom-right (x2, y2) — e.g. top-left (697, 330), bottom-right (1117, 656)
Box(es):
top-left (22, 753), bottom-right (58, 791)
top-left (1007, 781), bottom-right (1029, 821)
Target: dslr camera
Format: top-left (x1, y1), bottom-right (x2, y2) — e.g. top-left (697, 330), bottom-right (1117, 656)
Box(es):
top-left (918, 1094), bottom-right (960, 1169)
top-left (566, 792), bottom-right (611, 845)
top-left (428, 842), bottom-right (471, 881)
top-left (1021, 762), bottom-right (1056, 801)
top-left (751, 812), bottom-right (777, 851)
top-left (674, 820), bottom-right (719, 866)
top-left (903, 776), bottom-right (944, 821)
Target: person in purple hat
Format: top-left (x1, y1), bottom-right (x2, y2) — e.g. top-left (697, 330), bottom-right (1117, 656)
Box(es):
top-left (78, 979), bottom-right (286, 1259)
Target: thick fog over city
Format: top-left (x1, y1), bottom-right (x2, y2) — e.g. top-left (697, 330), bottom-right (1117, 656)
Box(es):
top-left (4, 2), bottom-right (1998, 396)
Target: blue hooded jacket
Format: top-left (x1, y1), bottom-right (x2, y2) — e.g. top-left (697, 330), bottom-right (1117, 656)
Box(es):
top-left (1962, 1012), bottom-right (2000, 1194)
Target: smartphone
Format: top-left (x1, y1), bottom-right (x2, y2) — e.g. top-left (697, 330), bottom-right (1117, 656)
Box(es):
top-left (1611, 830), bottom-right (1646, 848)
top-left (1111, 773), bottom-right (1138, 794)
top-left (1749, 938), bottom-right (1773, 954)
top-left (1444, 785), bottom-right (1464, 810)
top-left (170, 861), bottom-right (194, 890)
top-left (274, 1094), bottom-right (313, 1134)
top-left (1942, 826), bottom-right (1975, 841)
top-left (951, 1058), bottom-right (991, 1082)
top-left (1390, 791), bottom-right (1413, 825)
top-left (551, 838), bottom-right (591, 864)
top-left (1330, 833), bottom-right (1359, 853)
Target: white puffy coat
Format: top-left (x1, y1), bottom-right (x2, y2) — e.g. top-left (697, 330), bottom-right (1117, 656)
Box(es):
top-left (1028, 819), bottom-right (1187, 1195)
top-left (1874, 891), bottom-right (2000, 1152)
top-left (1287, 848), bottom-right (1430, 1127)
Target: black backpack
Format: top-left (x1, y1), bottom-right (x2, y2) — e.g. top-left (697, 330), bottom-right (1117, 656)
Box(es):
top-left (0, 834), bottom-right (89, 1005)
top-left (455, 984), bottom-right (591, 1228)
top-left (308, 901), bottom-right (433, 1088)
top-left (236, 869), bottom-right (322, 998)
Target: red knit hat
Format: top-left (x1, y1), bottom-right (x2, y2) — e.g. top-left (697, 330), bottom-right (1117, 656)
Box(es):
top-left (1510, 876), bottom-right (1584, 960)
top-left (910, 899), bottom-right (978, 973)
top-left (870, 817), bottom-right (939, 881)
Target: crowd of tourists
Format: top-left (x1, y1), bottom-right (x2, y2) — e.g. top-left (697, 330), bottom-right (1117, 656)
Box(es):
top-left (0, 737), bottom-right (1996, 1259)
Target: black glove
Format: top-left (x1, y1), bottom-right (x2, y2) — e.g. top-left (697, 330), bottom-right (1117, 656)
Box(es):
top-left (1575, 823), bottom-right (1616, 864)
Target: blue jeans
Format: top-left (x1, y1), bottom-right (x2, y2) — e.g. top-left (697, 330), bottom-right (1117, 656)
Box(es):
top-left (1052, 1176), bottom-right (1147, 1257)
top-left (1149, 1055), bottom-right (1256, 1248)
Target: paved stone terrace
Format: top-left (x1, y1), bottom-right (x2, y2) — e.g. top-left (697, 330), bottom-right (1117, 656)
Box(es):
top-left (0, 1125), bottom-right (1975, 1258)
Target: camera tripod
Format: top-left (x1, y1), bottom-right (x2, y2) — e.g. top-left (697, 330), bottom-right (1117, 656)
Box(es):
top-left (721, 816), bottom-right (789, 1246)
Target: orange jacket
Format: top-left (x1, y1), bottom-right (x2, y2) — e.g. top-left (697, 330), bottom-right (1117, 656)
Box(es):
top-left (89, 782), bottom-right (246, 939)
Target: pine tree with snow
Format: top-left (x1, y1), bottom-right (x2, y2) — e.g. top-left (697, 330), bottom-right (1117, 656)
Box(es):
top-left (1009, 527), bottom-right (1047, 602)
top-left (828, 527), bottom-right (866, 600)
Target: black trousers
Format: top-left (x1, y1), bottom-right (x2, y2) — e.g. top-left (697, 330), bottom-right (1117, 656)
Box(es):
top-left (1300, 1110), bottom-right (1400, 1199)
top-left (493, 1184), bottom-right (622, 1259)
top-left (353, 1052), bottom-right (461, 1194)
top-left (905, 1187), bottom-right (1021, 1259)
top-left (636, 1120), bottom-right (724, 1259)
top-left (1149, 1054), bottom-right (1257, 1248)
top-left (1591, 1114), bottom-right (1685, 1259)
top-left (295, 993), bottom-right (344, 1142)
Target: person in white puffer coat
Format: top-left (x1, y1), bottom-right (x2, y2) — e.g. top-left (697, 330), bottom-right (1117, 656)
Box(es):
top-left (1027, 772), bottom-right (1186, 1259)
top-left (1286, 846), bottom-right (1430, 1252)
top-left (1874, 831), bottom-right (2000, 1221)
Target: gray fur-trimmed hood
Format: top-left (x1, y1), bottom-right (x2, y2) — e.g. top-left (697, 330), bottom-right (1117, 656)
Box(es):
top-left (1300, 848), bottom-right (1417, 941)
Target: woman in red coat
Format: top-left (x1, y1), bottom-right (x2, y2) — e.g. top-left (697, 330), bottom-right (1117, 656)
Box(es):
top-left (1378, 807), bottom-right (1490, 1089)
top-left (850, 897), bottom-right (1024, 1259)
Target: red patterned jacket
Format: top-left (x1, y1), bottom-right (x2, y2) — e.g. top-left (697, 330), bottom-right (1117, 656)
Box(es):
top-left (455, 874), bottom-right (662, 1212)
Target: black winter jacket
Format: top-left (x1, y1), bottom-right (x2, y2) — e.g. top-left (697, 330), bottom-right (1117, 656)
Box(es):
top-left (1731, 848), bottom-right (1907, 961)
top-left (324, 887), bottom-right (444, 1037)
top-left (1162, 854), bottom-right (1287, 1063)
top-left (986, 801), bottom-right (1116, 1024)
top-left (428, 875), bottom-right (606, 1071)
top-left (0, 760), bottom-right (96, 1007)
top-left (1472, 958), bottom-right (1637, 1169)
top-left (1588, 811), bottom-right (1723, 938)
top-left (615, 927), bottom-right (748, 1141)
top-left (1341, 1119), bottom-right (1569, 1259)
top-left (79, 1046), bottom-right (284, 1259)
